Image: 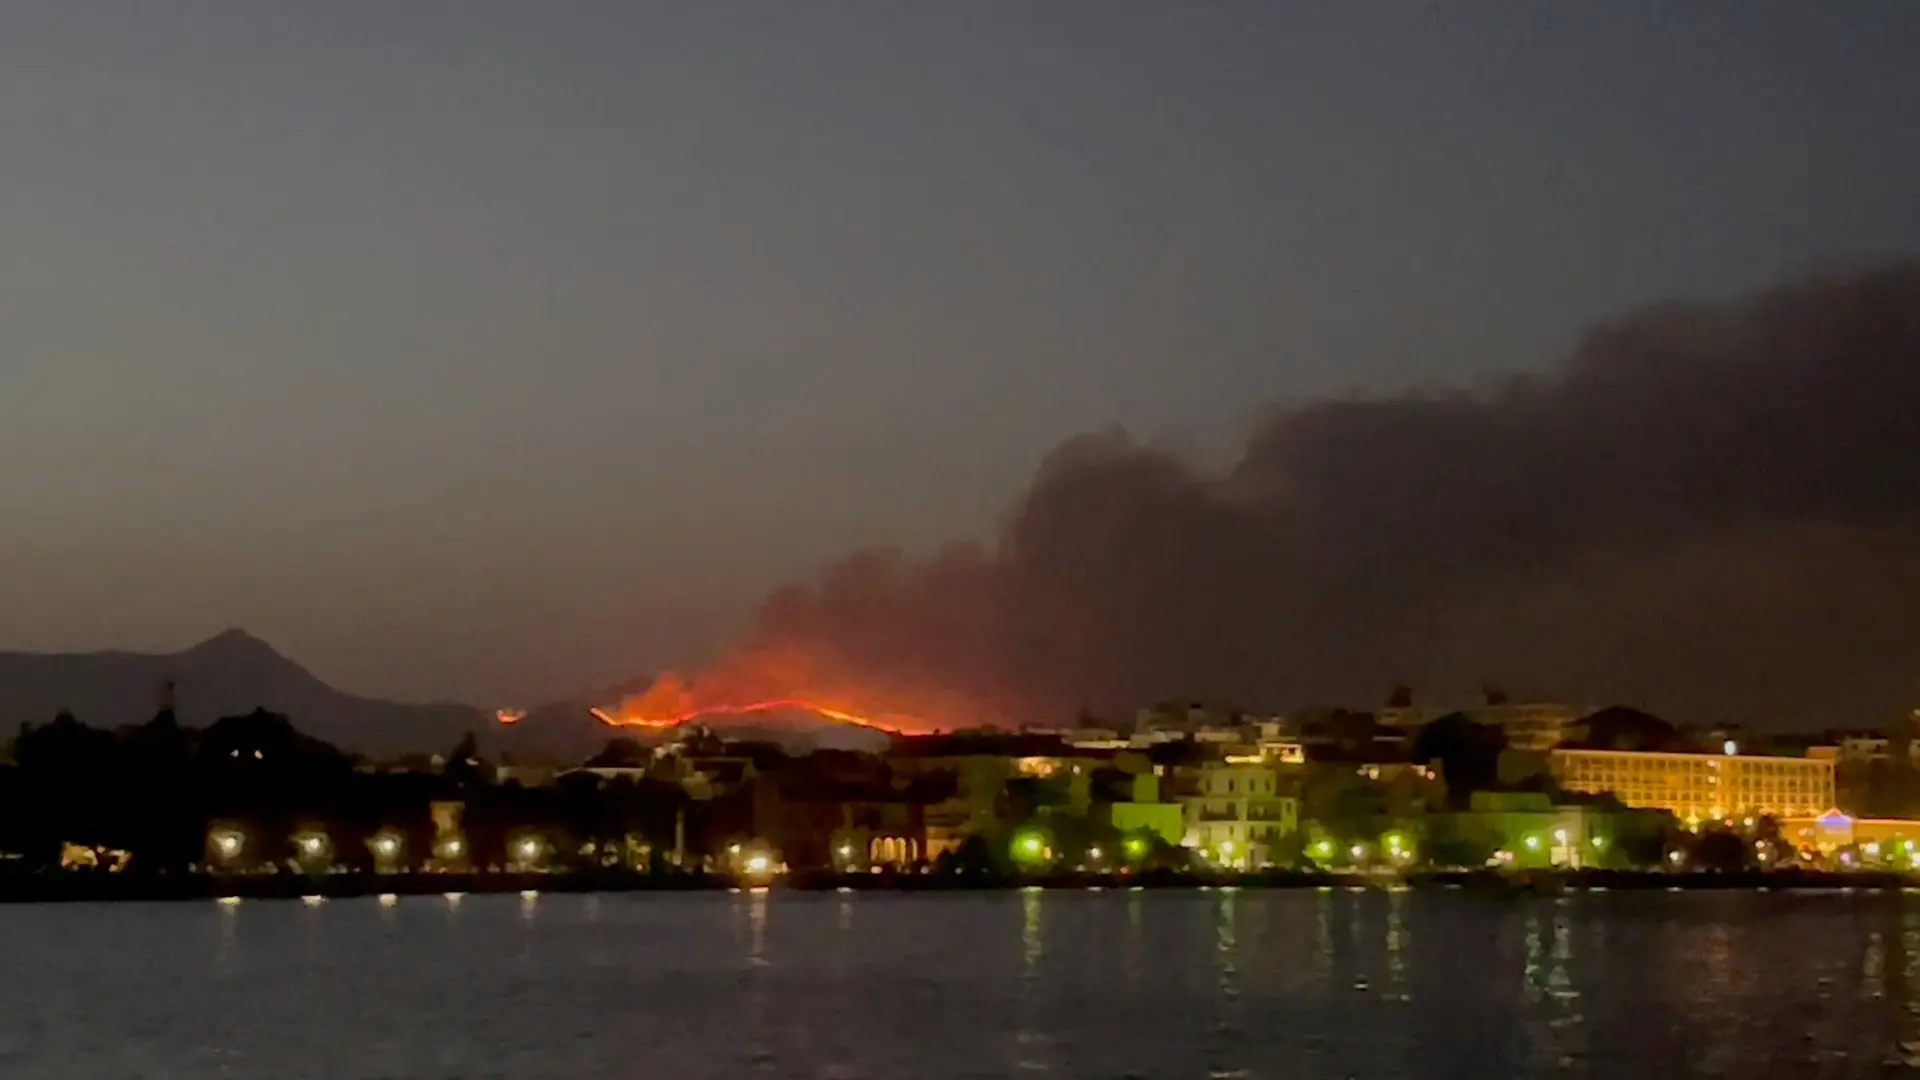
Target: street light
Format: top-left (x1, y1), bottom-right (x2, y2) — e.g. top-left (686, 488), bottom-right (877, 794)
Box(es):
top-left (209, 827), bottom-right (245, 863)
top-left (1011, 828), bottom-right (1053, 871)
top-left (293, 831), bottom-right (331, 866)
top-left (368, 830), bottom-right (404, 868)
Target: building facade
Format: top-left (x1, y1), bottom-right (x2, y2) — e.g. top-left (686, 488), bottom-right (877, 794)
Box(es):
top-left (1105, 771), bottom-right (1185, 846)
top-left (1379, 701), bottom-right (1593, 751)
top-left (1783, 810), bottom-right (1920, 859)
top-left (1549, 747), bottom-right (1835, 821)
top-left (1177, 763), bottom-right (1299, 867)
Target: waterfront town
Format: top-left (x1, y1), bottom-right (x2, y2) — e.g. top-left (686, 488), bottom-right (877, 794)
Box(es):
top-left (6, 684), bottom-right (1919, 893)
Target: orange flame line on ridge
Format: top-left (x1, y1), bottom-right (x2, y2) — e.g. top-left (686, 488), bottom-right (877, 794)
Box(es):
top-left (580, 698), bottom-right (915, 735)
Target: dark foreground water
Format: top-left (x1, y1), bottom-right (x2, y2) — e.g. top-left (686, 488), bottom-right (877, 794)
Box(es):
top-left (2, 888), bottom-right (1917, 1079)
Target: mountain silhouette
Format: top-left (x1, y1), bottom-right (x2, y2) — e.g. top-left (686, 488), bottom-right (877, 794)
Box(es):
top-left (0, 630), bottom-right (485, 755)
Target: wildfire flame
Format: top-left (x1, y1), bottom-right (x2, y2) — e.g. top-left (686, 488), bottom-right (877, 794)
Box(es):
top-left (495, 709), bottom-right (527, 726)
top-left (587, 698), bottom-right (913, 734)
top-left (501, 646), bottom-right (977, 736)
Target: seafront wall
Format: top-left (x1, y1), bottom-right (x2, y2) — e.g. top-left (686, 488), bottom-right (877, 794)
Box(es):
top-left (0, 867), bottom-right (1909, 903)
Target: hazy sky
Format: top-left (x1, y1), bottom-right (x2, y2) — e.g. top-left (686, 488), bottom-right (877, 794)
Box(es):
top-left (3, 3), bottom-right (1917, 707)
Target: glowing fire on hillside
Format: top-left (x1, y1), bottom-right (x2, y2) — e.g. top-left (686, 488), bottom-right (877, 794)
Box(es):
top-left (497, 646), bottom-right (976, 736)
top-left (586, 698), bottom-right (913, 734)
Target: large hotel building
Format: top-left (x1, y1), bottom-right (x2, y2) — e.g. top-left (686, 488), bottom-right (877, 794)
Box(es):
top-left (1549, 747), bottom-right (1835, 821)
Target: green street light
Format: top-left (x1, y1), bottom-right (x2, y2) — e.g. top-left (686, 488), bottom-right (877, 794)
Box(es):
top-left (1011, 828), bottom-right (1053, 870)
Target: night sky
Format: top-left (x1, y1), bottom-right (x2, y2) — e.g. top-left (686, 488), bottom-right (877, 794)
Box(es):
top-left (4, 4), bottom-right (1918, 721)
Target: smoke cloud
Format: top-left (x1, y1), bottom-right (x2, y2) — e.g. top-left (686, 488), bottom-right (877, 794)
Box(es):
top-left (731, 262), bottom-right (1920, 730)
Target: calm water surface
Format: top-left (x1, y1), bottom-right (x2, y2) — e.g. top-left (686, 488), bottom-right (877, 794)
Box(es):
top-left (1, 888), bottom-right (1916, 1078)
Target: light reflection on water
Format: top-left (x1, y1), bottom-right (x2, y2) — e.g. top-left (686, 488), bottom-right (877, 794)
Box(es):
top-left (0, 891), bottom-right (1915, 1077)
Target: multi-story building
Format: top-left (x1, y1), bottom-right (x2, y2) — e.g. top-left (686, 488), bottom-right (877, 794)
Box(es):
top-left (1784, 809), bottom-right (1920, 858)
top-left (1176, 763), bottom-right (1299, 868)
top-left (1828, 731), bottom-right (1895, 763)
top-left (1549, 747), bottom-right (1835, 822)
top-left (886, 733), bottom-right (1120, 853)
top-left (1254, 740), bottom-right (1307, 764)
top-left (1105, 771), bottom-right (1185, 847)
top-left (1379, 701), bottom-right (1594, 751)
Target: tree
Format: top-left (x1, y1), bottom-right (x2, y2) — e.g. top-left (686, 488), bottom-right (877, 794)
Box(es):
top-left (112, 710), bottom-right (202, 868)
top-left (937, 833), bottom-right (1008, 877)
top-left (11, 712), bottom-right (118, 860)
top-left (584, 737), bottom-right (650, 770)
top-left (1426, 832), bottom-right (1496, 869)
top-left (1692, 828), bottom-right (1750, 872)
top-left (1410, 713), bottom-right (1507, 806)
top-left (1571, 707), bottom-right (1684, 752)
top-left (444, 732), bottom-right (487, 788)
top-left (1302, 769), bottom-right (1390, 845)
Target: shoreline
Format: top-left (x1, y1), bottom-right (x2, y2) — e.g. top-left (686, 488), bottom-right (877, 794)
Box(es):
top-left (1, 867), bottom-right (1910, 904)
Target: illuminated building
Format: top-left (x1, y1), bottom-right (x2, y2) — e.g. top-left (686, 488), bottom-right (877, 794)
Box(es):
top-left (60, 843), bottom-right (131, 872)
top-left (1783, 810), bottom-right (1920, 857)
top-left (1548, 747), bottom-right (1834, 821)
top-left (889, 733), bottom-right (1110, 842)
top-left (1177, 762), bottom-right (1298, 868)
top-left (1253, 741), bottom-right (1306, 764)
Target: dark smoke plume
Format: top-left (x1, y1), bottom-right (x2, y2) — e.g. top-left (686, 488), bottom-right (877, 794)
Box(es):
top-left (746, 263), bottom-right (1920, 729)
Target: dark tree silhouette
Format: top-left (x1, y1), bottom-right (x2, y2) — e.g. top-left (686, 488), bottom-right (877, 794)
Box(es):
top-left (1693, 828), bottom-right (1751, 872)
top-left (1410, 713), bottom-right (1507, 807)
